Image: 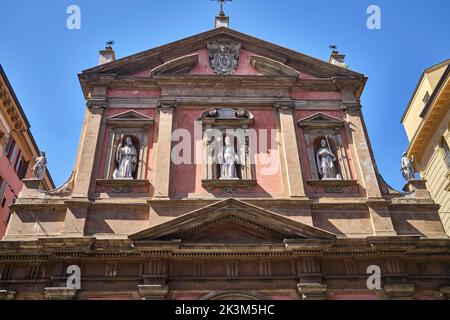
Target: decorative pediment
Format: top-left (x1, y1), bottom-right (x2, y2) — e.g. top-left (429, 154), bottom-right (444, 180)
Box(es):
top-left (298, 112), bottom-right (345, 129)
top-left (250, 55), bottom-right (299, 77)
top-left (106, 110), bottom-right (154, 127)
top-left (82, 28), bottom-right (364, 80)
top-left (129, 199), bottom-right (336, 243)
top-left (199, 108), bottom-right (254, 127)
top-left (151, 54), bottom-right (199, 75)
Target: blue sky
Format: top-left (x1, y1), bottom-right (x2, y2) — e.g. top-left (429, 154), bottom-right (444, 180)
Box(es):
top-left (0, 0), bottom-right (449, 190)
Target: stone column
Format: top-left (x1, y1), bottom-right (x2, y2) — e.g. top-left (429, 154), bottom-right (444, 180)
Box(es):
top-left (275, 101), bottom-right (306, 198)
top-left (153, 101), bottom-right (176, 199)
top-left (72, 96), bottom-right (108, 198)
top-left (340, 88), bottom-right (382, 199)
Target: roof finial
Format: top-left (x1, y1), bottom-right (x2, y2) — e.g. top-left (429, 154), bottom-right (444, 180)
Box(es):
top-left (328, 44), bottom-right (349, 69)
top-left (212, 0), bottom-right (232, 28)
top-left (106, 40), bottom-right (115, 50)
top-left (212, 0), bottom-right (232, 17)
top-left (329, 44), bottom-right (338, 54)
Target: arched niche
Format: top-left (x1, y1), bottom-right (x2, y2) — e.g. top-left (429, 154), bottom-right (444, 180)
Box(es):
top-left (298, 113), bottom-right (351, 181)
top-left (199, 108), bottom-right (256, 187)
top-left (104, 111), bottom-right (154, 180)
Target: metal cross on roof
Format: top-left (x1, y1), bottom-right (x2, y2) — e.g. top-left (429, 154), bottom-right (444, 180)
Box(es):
top-left (212, 0), bottom-right (233, 16)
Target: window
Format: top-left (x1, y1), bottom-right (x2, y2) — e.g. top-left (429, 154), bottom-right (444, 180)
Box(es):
top-left (14, 152), bottom-right (29, 179)
top-left (0, 176), bottom-right (6, 206)
top-left (423, 92), bottom-right (430, 105)
top-left (442, 138), bottom-right (450, 168)
top-left (4, 135), bottom-right (16, 161)
top-left (420, 92), bottom-right (431, 119)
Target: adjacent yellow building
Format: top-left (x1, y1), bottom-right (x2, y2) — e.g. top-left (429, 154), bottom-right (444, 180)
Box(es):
top-left (402, 59), bottom-right (450, 235)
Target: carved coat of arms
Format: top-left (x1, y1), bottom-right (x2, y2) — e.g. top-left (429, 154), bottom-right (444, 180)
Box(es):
top-left (207, 41), bottom-right (241, 75)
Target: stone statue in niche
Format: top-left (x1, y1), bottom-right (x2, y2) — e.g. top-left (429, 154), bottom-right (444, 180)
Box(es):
top-left (401, 152), bottom-right (416, 181)
top-left (32, 151), bottom-right (47, 180)
top-left (218, 136), bottom-right (239, 180)
top-left (316, 138), bottom-right (342, 180)
top-left (207, 41), bottom-right (241, 75)
top-left (113, 136), bottom-right (138, 180)
top-left (206, 135), bottom-right (220, 180)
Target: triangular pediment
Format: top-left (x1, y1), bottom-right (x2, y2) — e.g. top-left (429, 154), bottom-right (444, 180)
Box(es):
top-left (129, 199), bottom-right (336, 244)
top-left (298, 112), bottom-right (344, 128)
top-left (82, 28), bottom-right (363, 79)
top-left (106, 110), bottom-right (154, 126)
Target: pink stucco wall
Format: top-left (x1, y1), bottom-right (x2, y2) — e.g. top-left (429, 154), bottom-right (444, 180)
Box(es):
top-left (107, 89), bottom-right (161, 98)
top-left (290, 90), bottom-right (342, 100)
top-left (0, 150), bottom-right (27, 238)
top-left (173, 107), bottom-right (284, 197)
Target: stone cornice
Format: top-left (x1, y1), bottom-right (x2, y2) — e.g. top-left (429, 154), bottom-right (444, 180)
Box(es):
top-left (78, 74), bottom-right (366, 101)
top-left (0, 236), bottom-right (449, 259)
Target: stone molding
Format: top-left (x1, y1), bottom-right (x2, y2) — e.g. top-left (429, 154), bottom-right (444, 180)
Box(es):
top-left (0, 290), bottom-right (16, 300)
top-left (138, 284), bottom-right (169, 300)
top-left (201, 179), bottom-right (257, 191)
top-left (96, 179), bottom-right (150, 188)
top-left (384, 284), bottom-right (416, 300)
top-left (297, 283), bottom-right (328, 300)
top-left (44, 287), bottom-right (78, 300)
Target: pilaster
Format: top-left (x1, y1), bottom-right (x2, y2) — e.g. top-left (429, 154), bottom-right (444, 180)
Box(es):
top-left (153, 101), bottom-right (176, 199)
top-left (367, 201), bottom-right (396, 236)
top-left (72, 95), bottom-right (107, 198)
top-left (340, 88), bottom-right (382, 199)
top-left (62, 201), bottom-right (90, 236)
top-left (274, 101), bottom-right (306, 198)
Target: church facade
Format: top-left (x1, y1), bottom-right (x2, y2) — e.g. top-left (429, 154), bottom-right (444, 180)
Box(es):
top-left (1, 19), bottom-right (450, 300)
